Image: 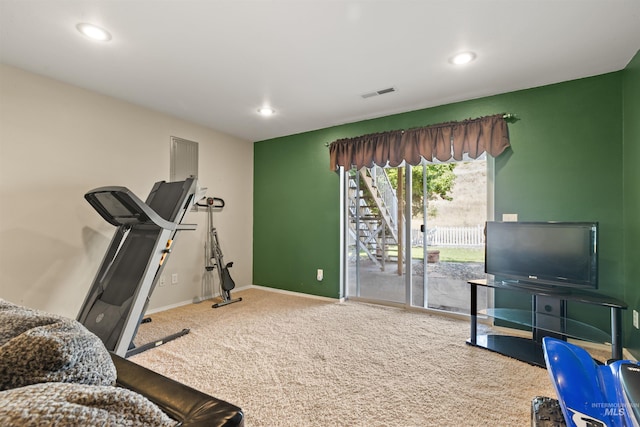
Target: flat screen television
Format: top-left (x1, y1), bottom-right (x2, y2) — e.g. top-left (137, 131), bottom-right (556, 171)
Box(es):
top-left (485, 221), bottom-right (598, 289)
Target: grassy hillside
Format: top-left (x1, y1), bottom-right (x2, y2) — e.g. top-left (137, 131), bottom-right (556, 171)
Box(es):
top-left (422, 160), bottom-right (487, 227)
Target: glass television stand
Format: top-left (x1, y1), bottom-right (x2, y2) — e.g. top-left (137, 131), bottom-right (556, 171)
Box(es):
top-left (467, 279), bottom-right (627, 368)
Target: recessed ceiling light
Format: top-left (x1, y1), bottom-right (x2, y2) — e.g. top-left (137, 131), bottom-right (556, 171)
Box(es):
top-left (258, 107), bottom-right (275, 117)
top-left (449, 51), bottom-right (476, 65)
top-left (76, 23), bottom-right (112, 42)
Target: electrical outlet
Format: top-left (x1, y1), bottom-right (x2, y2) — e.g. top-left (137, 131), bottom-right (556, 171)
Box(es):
top-left (633, 310), bottom-right (639, 329)
top-left (159, 276), bottom-right (166, 287)
top-left (317, 269), bottom-right (323, 281)
top-left (171, 273), bottom-right (178, 285)
top-left (502, 213), bottom-right (518, 222)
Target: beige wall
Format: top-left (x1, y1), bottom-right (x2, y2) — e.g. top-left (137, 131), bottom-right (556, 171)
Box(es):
top-left (0, 64), bottom-right (253, 318)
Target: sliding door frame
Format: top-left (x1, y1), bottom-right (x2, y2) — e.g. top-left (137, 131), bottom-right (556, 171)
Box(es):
top-left (340, 159), bottom-right (495, 318)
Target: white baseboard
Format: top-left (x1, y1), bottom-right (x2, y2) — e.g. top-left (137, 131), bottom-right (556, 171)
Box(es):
top-left (145, 299), bottom-right (197, 315)
top-left (250, 284), bottom-right (344, 302)
top-left (145, 284), bottom-right (266, 315)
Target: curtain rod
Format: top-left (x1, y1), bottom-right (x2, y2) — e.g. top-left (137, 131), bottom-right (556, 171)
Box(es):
top-left (324, 113), bottom-right (518, 147)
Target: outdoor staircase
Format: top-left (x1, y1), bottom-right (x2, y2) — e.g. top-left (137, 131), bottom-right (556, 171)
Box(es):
top-left (348, 166), bottom-right (404, 270)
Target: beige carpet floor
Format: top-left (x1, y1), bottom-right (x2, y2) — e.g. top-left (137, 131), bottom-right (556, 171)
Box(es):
top-left (131, 288), bottom-right (557, 426)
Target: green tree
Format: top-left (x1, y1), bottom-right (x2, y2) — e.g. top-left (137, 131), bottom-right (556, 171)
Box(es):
top-left (385, 164), bottom-right (456, 217)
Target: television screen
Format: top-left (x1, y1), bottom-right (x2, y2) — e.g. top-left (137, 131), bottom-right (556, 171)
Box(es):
top-left (485, 221), bottom-right (598, 289)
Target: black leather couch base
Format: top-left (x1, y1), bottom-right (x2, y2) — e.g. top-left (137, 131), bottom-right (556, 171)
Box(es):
top-left (111, 353), bottom-right (244, 427)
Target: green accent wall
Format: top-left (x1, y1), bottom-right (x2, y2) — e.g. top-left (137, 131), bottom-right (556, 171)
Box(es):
top-left (492, 74), bottom-right (623, 338)
top-left (623, 50), bottom-right (640, 358)
top-left (253, 131), bottom-right (341, 298)
top-left (254, 63), bottom-right (639, 359)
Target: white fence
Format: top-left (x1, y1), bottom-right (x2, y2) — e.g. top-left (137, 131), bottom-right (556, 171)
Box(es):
top-left (412, 225), bottom-right (484, 247)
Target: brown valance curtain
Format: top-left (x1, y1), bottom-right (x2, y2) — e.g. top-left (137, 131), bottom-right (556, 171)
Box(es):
top-left (329, 114), bottom-right (511, 171)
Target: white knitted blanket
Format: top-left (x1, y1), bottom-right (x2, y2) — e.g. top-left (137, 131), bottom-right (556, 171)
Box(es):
top-left (0, 299), bottom-right (174, 426)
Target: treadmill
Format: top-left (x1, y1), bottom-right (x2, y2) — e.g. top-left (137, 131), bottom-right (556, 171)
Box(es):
top-left (78, 178), bottom-right (199, 357)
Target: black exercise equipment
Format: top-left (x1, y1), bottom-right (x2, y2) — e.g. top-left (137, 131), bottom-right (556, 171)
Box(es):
top-left (77, 178), bottom-right (199, 357)
top-left (197, 197), bottom-right (242, 308)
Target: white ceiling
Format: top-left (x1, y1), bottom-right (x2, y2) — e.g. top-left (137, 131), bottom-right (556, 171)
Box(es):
top-left (1, 1), bottom-right (639, 142)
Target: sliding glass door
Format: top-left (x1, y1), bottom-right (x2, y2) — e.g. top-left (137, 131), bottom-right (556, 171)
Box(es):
top-left (414, 160), bottom-right (488, 313)
top-left (345, 166), bottom-right (409, 304)
top-left (345, 158), bottom-right (490, 315)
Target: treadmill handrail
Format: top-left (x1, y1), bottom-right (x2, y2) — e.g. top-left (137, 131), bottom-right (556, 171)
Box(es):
top-left (85, 186), bottom-right (179, 230)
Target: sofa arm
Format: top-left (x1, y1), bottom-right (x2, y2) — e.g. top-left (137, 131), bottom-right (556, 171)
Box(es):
top-left (110, 353), bottom-right (244, 427)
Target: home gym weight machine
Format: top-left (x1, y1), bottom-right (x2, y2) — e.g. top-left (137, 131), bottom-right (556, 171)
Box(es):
top-left (77, 178), bottom-right (201, 357)
top-left (197, 196), bottom-right (242, 309)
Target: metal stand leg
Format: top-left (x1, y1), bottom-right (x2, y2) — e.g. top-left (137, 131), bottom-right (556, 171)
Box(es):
top-left (611, 307), bottom-right (622, 360)
top-left (470, 283), bottom-right (477, 345)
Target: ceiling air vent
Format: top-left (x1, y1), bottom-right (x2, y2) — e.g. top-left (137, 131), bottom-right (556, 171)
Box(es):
top-left (361, 87), bottom-right (397, 99)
